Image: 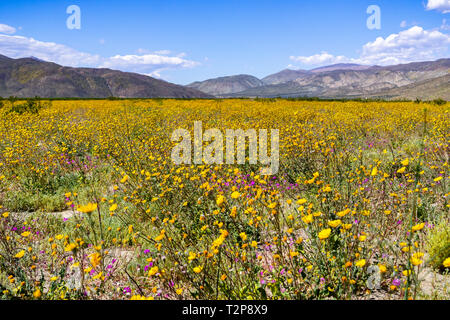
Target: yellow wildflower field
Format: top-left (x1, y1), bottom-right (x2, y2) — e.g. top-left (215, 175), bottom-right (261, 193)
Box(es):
top-left (0, 98), bottom-right (448, 300)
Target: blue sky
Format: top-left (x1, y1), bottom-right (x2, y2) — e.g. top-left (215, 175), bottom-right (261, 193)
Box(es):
top-left (0, 0), bottom-right (449, 84)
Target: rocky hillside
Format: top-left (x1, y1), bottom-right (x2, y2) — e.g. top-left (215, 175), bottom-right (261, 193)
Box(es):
top-left (222, 59), bottom-right (450, 99)
top-left (0, 55), bottom-right (212, 98)
top-left (187, 74), bottom-right (264, 96)
top-left (366, 74), bottom-right (450, 101)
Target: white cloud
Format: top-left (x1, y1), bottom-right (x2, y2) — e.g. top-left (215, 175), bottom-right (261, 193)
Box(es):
top-left (100, 54), bottom-right (199, 75)
top-left (0, 23), bottom-right (16, 34)
top-left (0, 34), bottom-right (199, 77)
top-left (137, 49), bottom-right (173, 55)
top-left (154, 50), bottom-right (171, 55)
top-left (360, 26), bottom-right (450, 64)
top-left (0, 34), bottom-right (101, 66)
top-left (290, 52), bottom-right (349, 65)
top-left (426, 0), bottom-right (450, 13)
top-left (400, 20), bottom-right (407, 28)
top-left (290, 26), bottom-right (450, 67)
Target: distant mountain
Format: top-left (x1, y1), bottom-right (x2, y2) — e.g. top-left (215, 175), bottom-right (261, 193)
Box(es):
top-left (187, 74), bottom-right (264, 96)
top-left (262, 69), bottom-right (310, 85)
top-left (366, 74), bottom-right (450, 101)
top-left (223, 59), bottom-right (450, 100)
top-left (0, 54), bottom-right (212, 98)
top-left (261, 64), bottom-right (373, 85)
top-left (310, 63), bottom-right (373, 73)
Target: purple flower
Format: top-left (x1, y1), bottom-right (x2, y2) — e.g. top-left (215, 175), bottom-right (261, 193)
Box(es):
top-left (123, 287), bottom-right (131, 294)
top-left (392, 278), bottom-right (401, 286)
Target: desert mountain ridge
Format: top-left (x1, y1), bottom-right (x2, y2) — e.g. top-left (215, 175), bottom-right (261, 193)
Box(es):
top-left (0, 54), bottom-right (448, 100)
top-left (0, 54), bottom-right (213, 99)
top-left (190, 59), bottom-right (450, 100)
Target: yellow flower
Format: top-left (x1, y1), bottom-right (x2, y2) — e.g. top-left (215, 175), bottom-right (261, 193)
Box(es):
top-left (89, 252), bottom-right (101, 268)
top-left (33, 288), bottom-right (42, 298)
top-left (290, 251), bottom-right (299, 257)
top-left (343, 224), bottom-right (352, 230)
top-left (130, 295), bottom-right (154, 300)
top-left (302, 214), bottom-right (313, 224)
top-left (371, 167), bottom-right (378, 176)
top-left (433, 176), bottom-right (443, 182)
top-left (358, 235), bottom-right (367, 242)
top-left (397, 167), bottom-right (406, 174)
top-left (155, 230), bottom-right (165, 241)
top-left (378, 264), bottom-right (387, 273)
top-left (355, 259), bottom-right (366, 268)
top-left (318, 228), bottom-right (331, 240)
top-left (216, 195), bottom-right (225, 206)
top-left (401, 158), bottom-right (409, 166)
top-left (328, 219), bottom-right (342, 228)
top-left (77, 203), bottom-right (97, 213)
top-left (21, 231), bottom-right (31, 237)
top-left (64, 243), bottom-right (77, 252)
top-left (411, 223), bottom-right (425, 232)
top-left (402, 246), bottom-right (411, 252)
top-left (221, 274), bottom-right (227, 281)
top-left (148, 266), bottom-right (159, 276)
top-left (176, 288), bottom-right (183, 295)
top-left (109, 203), bottom-right (117, 212)
top-left (120, 175), bottom-right (129, 183)
top-left (188, 252), bottom-right (196, 261)
top-left (267, 202), bottom-right (277, 209)
top-left (411, 256), bottom-right (423, 266)
top-left (231, 191), bottom-right (241, 199)
top-left (443, 257), bottom-right (450, 268)
top-left (296, 198), bottom-right (307, 205)
top-left (93, 272), bottom-right (103, 280)
top-left (15, 250), bottom-right (25, 259)
top-left (336, 208), bottom-right (351, 217)
top-left (193, 266), bottom-right (203, 273)
top-left (2, 212), bottom-right (9, 218)
top-left (239, 232), bottom-right (247, 241)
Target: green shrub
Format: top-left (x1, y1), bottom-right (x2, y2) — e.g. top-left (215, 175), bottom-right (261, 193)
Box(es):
top-left (432, 98), bottom-right (446, 106)
top-left (426, 219), bottom-right (450, 271)
top-left (7, 97), bottom-right (50, 115)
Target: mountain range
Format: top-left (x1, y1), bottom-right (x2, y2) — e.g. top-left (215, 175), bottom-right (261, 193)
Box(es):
top-left (188, 60), bottom-right (450, 100)
top-left (0, 54), bottom-right (212, 99)
top-left (0, 53), bottom-right (448, 100)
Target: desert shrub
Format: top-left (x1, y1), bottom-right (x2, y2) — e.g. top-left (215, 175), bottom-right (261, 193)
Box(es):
top-left (426, 219), bottom-right (450, 271)
top-left (432, 98), bottom-right (446, 106)
top-left (7, 97), bottom-right (50, 115)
